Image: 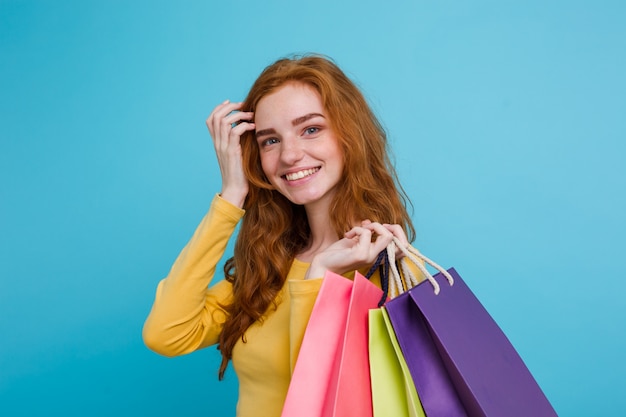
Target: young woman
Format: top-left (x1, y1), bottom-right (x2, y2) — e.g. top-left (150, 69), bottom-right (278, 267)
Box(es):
top-left (143, 55), bottom-right (417, 416)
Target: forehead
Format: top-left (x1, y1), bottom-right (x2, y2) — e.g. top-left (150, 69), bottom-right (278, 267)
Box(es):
top-left (255, 83), bottom-right (325, 125)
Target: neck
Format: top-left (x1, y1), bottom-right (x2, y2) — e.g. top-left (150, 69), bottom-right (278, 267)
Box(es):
top-left (297, 200), bottom-right (339, 263)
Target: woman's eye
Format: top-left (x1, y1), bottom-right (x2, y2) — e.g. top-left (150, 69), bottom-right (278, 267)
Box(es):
top-left (304, 127), bottom-right (319, 135)
top-left (262, 138), bottom-right (279, 147)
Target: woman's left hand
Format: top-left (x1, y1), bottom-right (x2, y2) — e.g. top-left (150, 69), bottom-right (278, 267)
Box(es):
top-left (304, 221), bottom-right (408, 279)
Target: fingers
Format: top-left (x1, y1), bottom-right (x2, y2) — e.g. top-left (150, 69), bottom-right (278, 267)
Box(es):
top-left (205, 99), bottom-right (255, 175)
top-left (206, 100), bottom-right (255, 147)
top-left (348, 221), bottom-right (410, 261)
top-left (344, 222), bottom-right (393, 264)
top-left (309, 222), bottom-right (409, 277)
top-left (382, 223), bottom-right (409, 248)
top-left (205, 100), bottom-right (254, 206)
top-left (380, 223), bottom-right (409, 260)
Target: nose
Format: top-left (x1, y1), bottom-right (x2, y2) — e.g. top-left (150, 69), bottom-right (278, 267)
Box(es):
top-left (279, 136), bottom-right (304, 165)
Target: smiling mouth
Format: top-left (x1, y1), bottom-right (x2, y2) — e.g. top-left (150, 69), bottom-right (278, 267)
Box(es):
top-left (284, 167), bottom-right (320, 181)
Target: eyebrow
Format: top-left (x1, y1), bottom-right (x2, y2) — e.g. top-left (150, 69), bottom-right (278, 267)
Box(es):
top-left (292, 112), bottom-right (324, 127)
top-left (255, 113), bottom-right (325, 139)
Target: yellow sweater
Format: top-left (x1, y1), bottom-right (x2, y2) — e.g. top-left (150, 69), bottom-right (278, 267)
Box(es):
top-left (143, 195), bottom-right (383, 416)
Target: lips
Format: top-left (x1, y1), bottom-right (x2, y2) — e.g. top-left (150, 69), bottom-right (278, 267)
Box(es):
top-left (284, 167), bottom-right (320, 181)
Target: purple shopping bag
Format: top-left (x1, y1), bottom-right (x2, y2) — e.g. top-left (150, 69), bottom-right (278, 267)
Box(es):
top-left (385, 291), bottom-right (468, 417)
top-left (386, 268), bottom-right (557, 417)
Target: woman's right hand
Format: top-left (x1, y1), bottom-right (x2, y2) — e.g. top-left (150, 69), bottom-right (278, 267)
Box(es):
top-left (206, 100), bottom-right (256, 208)
top-left (304, 221), bottom-right (408, 279)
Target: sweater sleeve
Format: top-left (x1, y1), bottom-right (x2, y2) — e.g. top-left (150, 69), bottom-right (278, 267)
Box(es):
top-left (142, 194), bottom-right (244, 357)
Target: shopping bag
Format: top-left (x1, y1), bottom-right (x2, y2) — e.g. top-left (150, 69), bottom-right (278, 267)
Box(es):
top-left (385, 286), bottom-right (469, 417)
top-left (281, 270), bottom-right (351, 417)
top-left (368, 307), bottom-right (425, 417)
top-left (328, 272), bottom-right (382, 417)
top-left (372, 243), bottom-right (467, 417)
top-left (281, 270), bottom-right (382, 417)
top-left (383, 238), bottom-right (558, 417)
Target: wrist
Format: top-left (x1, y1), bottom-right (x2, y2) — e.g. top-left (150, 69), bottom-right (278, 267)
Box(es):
top-left (305, 258), bottom-right (326, 280)
top-left (220, 187), bottom-right (247, 208)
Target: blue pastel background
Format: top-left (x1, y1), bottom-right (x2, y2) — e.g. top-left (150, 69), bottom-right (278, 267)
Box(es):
top-left (1, 1), bottom-right (624, 415)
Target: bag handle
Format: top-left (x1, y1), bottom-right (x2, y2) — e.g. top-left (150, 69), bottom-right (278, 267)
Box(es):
top-left (366, 238), bottom-right (454, 300)
top-left (388, 237), bottom-right (454, 296)
top-left (365, 251), bottom-right (390, 307)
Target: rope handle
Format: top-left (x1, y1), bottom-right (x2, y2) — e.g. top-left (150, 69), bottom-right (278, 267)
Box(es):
top-left (365, 251), bottom-right (390, 307)
top-left (389, 236), bottom-right (454, 296)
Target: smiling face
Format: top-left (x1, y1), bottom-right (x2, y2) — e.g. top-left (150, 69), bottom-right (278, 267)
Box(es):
top-left (254, 82), bottom-right (344, 211)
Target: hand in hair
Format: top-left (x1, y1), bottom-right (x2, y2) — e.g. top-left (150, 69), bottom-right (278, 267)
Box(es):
top-left (304, 221), bottom-right (409, 279)
top-left (206, 100), bottom-right (255, 208)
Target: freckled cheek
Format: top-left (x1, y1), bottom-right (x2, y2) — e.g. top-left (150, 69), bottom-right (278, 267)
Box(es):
top-left (259, 154), bottom-right (277, 181)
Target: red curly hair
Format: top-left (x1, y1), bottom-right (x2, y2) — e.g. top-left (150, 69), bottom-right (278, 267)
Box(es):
top-left (217, 54), bottom-right (415, 379)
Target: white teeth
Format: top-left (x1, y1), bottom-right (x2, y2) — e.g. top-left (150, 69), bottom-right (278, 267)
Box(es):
top-left (285, 168), bottom-right (319, 181)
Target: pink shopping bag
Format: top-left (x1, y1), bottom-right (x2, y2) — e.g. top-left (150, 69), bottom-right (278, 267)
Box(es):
top-left (281, 270), bottom-right (382, 417)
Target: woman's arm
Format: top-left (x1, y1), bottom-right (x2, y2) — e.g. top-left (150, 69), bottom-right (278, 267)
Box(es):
top-left (143, 100), bottom-right (254, 356)
top-left (142, 194), bottom-right (244, 356)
